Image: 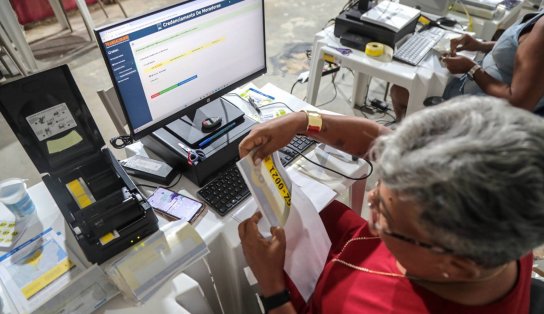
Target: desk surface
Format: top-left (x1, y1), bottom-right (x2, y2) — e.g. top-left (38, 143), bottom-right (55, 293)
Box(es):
top-left (0, 85), bottom-right (368, 314)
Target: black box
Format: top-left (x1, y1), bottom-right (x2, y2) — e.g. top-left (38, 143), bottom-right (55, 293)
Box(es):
top-left (142, 116), bottom-right (257, 187)
top-left (334, 9), bottom-right (418, 48)
top-left (0, 65), bottom-right (159, 264)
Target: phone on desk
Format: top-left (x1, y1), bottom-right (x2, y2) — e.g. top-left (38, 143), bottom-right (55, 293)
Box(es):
top-left (146, 187), bottom-right (205, 223)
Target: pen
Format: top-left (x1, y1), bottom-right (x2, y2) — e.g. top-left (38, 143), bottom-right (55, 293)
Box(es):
top-left (198, 122), bottom-right (237, 148)
top-left (248, 97), bottom-right (261, 114)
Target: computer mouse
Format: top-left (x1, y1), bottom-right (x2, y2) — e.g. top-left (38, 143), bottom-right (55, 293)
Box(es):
top-left (201, 117), bottom-right (222, 132)
top-left (424, 96), bottom-right (445, 107)
top-left (437, 17), bottom-right (457, 28)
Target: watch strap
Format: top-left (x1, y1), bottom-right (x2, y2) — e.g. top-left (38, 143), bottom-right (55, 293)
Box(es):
top-left (259, 289), bottom-right (290, 312)
top-left (467, 64), bottom-right (481, 79)
top-left (302, 110), bottom-right (322, 133)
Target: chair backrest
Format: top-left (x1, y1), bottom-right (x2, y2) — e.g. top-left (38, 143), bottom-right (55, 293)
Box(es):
top-left (530, 278), bottom-right (544, 314)
top-left (97, 87), bottom-right (128, 136)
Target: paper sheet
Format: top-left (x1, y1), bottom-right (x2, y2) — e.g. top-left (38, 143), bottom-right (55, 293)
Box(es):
top-left (235, 159), bottom-right (334, 301)
top-left (0, 228), bottom-right (84, 313)
top-left (283, 184), bottom-right (331, 301)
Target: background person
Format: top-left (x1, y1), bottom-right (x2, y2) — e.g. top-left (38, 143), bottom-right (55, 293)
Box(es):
top-left (238, 96), bottom-right (544, 313)
top-left (391, 11), bottom-right (544, 120)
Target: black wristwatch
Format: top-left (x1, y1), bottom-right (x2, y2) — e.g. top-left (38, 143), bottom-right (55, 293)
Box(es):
top-left (259, 289), bottom-right (291, 313)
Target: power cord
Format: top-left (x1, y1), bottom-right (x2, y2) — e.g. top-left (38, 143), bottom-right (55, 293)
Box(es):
top-left (286, 144), bottom-right (373, 181)
top-left (110, 135), bottom-right (134, 149)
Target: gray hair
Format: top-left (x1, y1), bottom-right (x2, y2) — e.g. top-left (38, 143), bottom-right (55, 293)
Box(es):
top-left (371, 96), bottom-right (544, 268)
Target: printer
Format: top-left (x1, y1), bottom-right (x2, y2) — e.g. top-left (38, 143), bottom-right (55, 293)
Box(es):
top-left (0, 65), bottom-right (159, 264)
top-left (334, 2), bottom-right (419, 49)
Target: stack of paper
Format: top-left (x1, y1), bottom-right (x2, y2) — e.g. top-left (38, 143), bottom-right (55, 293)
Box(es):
top-left (0, 228), bottom-right (85, 313)
top-left (106, 221), bottom-right (209, 303)
top-left (360, 1), bottom-right (420, 32)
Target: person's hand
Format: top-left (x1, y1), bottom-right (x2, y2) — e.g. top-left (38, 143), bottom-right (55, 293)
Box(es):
top-left (239, 112), bottom-right (307, 165)
top-left (450, 34), bottom-right (482, 56)
top-left (441, 55), bottom-right (477, 74)
top-left (238, 212), bottom-right (287, 296)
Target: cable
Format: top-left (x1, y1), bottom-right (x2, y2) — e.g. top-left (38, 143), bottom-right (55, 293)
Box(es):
top-left (110, 135), bottom-right (134, 149)
top-left (286, 144), bottom-right (373, 181)
top-left (135, 172), bottom-right (183, 190)
top-left (316, 72), bottom-right (338, 107)
top-left (290, 80), bottom-right (300, 94)
top-left (455, 0), bottom-right (473, 32)
top-left (259, 101), bottom-right (295, 113)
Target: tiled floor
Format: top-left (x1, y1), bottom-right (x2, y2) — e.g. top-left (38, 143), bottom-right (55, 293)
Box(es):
top-left (0, 0), bottom-right (387, 214)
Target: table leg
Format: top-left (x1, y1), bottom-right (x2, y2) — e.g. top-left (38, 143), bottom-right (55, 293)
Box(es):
top-left (352, 71), bottom-right (370, 107)
top-left (349, 178), bottom-right (366, 216)
top-left (48, 0), bottom-right (72, 31)
top-left (307, 42), bottom-right (325, 105)
top-left (75, 0), bottom-right (97, 43)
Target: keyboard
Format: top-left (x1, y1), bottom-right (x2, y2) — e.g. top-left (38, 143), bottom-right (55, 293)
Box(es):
top-left (197, 135), bottom-right (315, 216)
top-left (393, 27), bottom-right (446, 66)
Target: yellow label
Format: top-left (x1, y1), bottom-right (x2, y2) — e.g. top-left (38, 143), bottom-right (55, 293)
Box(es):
top-left (66, 179), bottom-right (93, 209)
top-left (263, 156), bottom-right (291, 208)
top-left (323, 53), bottom-right (335, 63)
top-left (21, 258), bottom-right (74, 299)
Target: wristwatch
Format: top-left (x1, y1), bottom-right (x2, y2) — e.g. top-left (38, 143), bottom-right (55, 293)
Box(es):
top-left (259, 289), bottom-right (291, 312)
top-left (467, 64), bottom-right (481, 80)
top-left (302, 110), bottom-right (323, 133)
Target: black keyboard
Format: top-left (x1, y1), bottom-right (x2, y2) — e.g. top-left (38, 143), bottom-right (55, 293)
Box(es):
top-left (197, 135), bottom-right (315, 216)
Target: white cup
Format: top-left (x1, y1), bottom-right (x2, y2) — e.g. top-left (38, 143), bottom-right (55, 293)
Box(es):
top-left (0, 178), bottom-right (36, 218)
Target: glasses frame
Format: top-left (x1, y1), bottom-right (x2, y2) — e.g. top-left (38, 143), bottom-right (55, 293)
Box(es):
top-left (370, 181), bottom-right (454, 254)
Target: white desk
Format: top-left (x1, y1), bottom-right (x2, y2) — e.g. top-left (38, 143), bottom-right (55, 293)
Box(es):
top-left (1, 86), bottom-right (368, 314)
top-left (307, 27), bottom-right (451, 116)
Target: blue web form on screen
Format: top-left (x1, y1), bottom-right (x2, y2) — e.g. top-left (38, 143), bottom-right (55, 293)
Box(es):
top-left (97, 0), bottom-right (265, 133)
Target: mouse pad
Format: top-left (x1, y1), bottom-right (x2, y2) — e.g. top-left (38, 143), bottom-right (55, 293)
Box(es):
top-left (165, 97), bottom-right (244, 147)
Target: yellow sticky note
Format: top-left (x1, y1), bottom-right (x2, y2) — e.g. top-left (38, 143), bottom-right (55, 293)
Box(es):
top-left (46, 130), bottom-right (83, 154)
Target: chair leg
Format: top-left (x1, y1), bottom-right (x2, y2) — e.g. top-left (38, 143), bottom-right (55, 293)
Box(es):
top-left (114, 0), bottom-right (128, 17)
top-left (97, 0), bottom-right (109, 18)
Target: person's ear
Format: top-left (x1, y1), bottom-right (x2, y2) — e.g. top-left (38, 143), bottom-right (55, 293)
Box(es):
top-left (441, 256), bottom-right (481, 280)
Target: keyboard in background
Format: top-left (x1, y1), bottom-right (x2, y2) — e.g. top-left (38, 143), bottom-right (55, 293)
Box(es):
top-left (393, 27), bottom-right (446, 66)
top-left (197, 135), bottom-right (316, 216)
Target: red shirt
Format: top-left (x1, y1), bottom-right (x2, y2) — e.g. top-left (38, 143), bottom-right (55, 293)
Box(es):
top-left (287, 201), bottom-right (532, 314)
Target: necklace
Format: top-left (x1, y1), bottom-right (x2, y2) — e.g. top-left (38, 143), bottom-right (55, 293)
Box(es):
top-left (331, 236), bottom-right (406, 278)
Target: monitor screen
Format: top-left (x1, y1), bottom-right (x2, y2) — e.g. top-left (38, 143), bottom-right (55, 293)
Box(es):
top-left (95, 0), bottom-right (266, 139)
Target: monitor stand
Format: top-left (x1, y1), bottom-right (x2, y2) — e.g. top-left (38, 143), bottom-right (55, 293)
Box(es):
top-left (141, 97), bottom-right (257, 187)
top-left (164, 97), bottom-right (245, 148)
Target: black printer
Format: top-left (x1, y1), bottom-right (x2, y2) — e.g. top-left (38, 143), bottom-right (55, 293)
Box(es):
top-left (0, 65), bottom-right (159, 264)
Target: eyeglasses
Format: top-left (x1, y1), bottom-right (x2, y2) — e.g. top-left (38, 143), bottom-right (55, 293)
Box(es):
top-left (369, 181), bottom-right (454, 254)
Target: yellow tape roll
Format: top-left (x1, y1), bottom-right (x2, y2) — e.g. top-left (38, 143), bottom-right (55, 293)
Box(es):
top-left (365, 42), bottom-right (384, 57)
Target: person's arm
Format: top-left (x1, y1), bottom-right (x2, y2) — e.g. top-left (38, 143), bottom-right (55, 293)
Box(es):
top-left (449, 34), bottom-right (495, 55)
top-left (238, 212), bottom-right (296, 314)
top-left (474, 19), bottom-right (544, 110)
top-left (239, 111), bottom-right (389, 164)
top-left (444, 19), bottom-right (544, 111)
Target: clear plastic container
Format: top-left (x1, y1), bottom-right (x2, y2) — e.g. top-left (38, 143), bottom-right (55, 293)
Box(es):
top-left (0, 178), bottom-right (36, 218)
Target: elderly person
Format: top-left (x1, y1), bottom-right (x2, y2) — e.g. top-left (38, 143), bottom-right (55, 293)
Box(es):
top-left (238, 96), bottom-right (544, 313)
top-left (391, 11), bottom-right (544, 120)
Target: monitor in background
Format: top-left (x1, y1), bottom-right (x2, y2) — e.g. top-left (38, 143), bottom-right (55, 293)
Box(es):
top-left (399, 0), bottom-right (451, 16)
top-left (95, 0), bottom-right (266, 143)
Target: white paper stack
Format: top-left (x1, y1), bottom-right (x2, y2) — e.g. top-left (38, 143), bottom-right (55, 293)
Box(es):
top-left (105, 221), bottom-right (209, 303)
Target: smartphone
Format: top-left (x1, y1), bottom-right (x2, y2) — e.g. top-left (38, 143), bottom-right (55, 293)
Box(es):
top-left (146, 187), bottom-right (205, 223)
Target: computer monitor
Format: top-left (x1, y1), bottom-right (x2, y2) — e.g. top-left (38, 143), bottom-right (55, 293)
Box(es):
top-left (95, 0), bottom-right (266, 141)
top-left (399, 0), bottom-right (450, 16)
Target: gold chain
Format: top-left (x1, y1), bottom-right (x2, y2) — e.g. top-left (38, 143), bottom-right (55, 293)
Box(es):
top-left (331, 236), bottom-right (406, 278)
